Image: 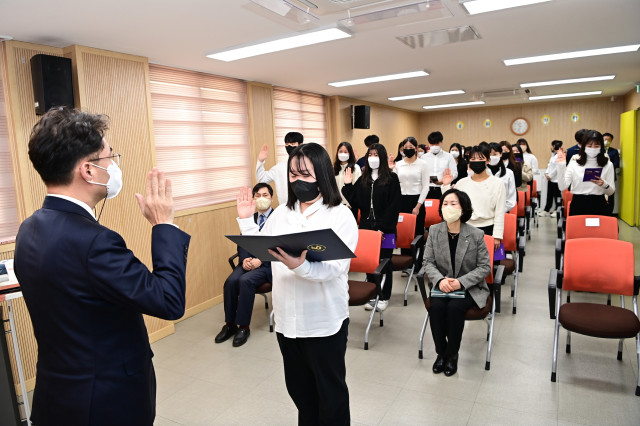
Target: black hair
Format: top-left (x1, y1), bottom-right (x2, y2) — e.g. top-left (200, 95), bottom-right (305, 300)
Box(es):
top-left (418, 144), bottom-right (427, 152)
top-left (394, 141), bottom-right (404, 163)
top-left (362, 143), bottom-right (393, 186)
top-left (284, 132), bottom-right (304, 144)
top-left (468, 145), bottom-right (490, 162)
top-left (28, 107), bottom-right (108, 186)
top-left (400, 137), bottom-right (418, 160)
top-left (602, 132), bottom-right (614, 140)
top-left (488, 142), bottom-right (507, 177)
top-left (577, 130), bottom-right (609, 167)
top-left (333, 141), bottom-right (357, 176)
top-left (428, 131), bottom-right (443, 145)
top-left (512, 144), bottom-right (525, 156)
top-left (517, 138), bottom-right (532, 154)
top-left (439, 188), bottom-right (473, 223)
top-left (551, 140), bottom-right (563, 151)
top-left (252, 182), bottom-right (273, 197)
top-left (449, 143), bottom-right (462, 152)
top-left (286, 143), bottom-right (341, 209)
top-left (364, 134), bottom-right (379, 147)
top-left (574, 129), bottom-right (588, 144)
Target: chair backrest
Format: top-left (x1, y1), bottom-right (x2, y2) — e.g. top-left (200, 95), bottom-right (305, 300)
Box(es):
top-left (532, 179), bottom-right (538, 196)
top-left (483, 235), bottom-right (495, 284)
top-left (565, 215), bottom-right (618, 240)
top-left (424, 199), bottom-right (442, 228)
top-left (349, 229), bottom-right (382, 274)
top-left (562, 190), bottom-right (573, 209)
top-left (396, 213), bottom-right (417, 249)
top-left (563, 238), bottom-right (635, 296)
top-left (516, 191), bottom-right (525, 217)
top-left (502, 213), bottom-right (517, 251)
top-left (566, 200), bottom-right (571, 216)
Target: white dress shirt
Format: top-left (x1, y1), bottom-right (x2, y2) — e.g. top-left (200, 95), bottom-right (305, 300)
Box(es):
top-left (493, 167), bottom-right (517, 212)
top-left (422, 150), bottom-right (457, 187)
top-left (523, 152), bottom-right (539, 173)
top-left (556, 157), bottom-right (615, 196)
top-left (393, 158), bottom-right (431, 204)
top-left (545, 154), bottom-right (559, 183)
top-left (256, 160), bottom-right (288, 205)
top-left (238, 198), bottom-right (358, 338)
top-left (336, 163), bottom-right (361, 206)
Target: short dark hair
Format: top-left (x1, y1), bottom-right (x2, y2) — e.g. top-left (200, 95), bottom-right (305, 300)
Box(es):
top-left (428, 131), bottom-right (443, 145)
top-left (286, 143), bottom-right (341, 209)
top-left (551, 140), bottom-right (563, 151)
top-left (284, 132), bottom-right (304, 144)
top-left (252, 182), bottom-right (273, 197)
top-left (467, 145), bottom-right (490, 162)
top-left (401, 136), bottom-right (418, 149)
top-left (28, 107), bottom-right (108, 186)
top-left (439, 188), bottom-right (473, 223)
top-left (364, 135), bottom-right (379, 147)
top-left (603, 132), bottom-right (614, 140)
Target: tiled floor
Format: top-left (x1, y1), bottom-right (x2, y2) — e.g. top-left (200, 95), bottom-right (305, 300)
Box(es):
top-left (153, 217), bottom-right (640, 425)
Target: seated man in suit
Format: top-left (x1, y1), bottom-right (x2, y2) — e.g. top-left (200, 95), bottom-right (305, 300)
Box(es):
top-left (215, 182), bottom-right (274, 347)
top-left (14, 107), bottom-right (190, 426)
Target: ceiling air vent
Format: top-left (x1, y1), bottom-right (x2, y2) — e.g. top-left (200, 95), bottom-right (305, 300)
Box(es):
top-left (480, 89), bottom-right (529, 98)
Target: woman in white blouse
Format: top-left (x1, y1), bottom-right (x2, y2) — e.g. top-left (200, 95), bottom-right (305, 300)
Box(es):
top-left (555, 130), bottom-right (615, 216)
top-left (333, 141), bottom-right (361, 214)
top-left (237, 143), bottom-right (358, 425)
top-left (393, 136), bottom-right (431, 239)
top-left (517, 138), bottom-right (539, 173)
top-left (489, 142), bottom-right (517, 213)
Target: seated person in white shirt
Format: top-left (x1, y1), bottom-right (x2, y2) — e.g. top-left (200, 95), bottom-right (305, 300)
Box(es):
top-left (237, 143), bottom-right (358, 425)
top-left (424, 131), bottom-right (457, 200)
top-left (215, 183), bottom-right (274, 347)
top-left (256, 131), bottom-right (303, 205)
top-left (488, 142), bottom-right (517, 213)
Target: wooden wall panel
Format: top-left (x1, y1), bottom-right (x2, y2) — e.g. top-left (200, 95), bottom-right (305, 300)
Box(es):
top-left (624, 88), bottom-right (640, 112)
top-left (419, 98), bottom-right (625, 161)
top-left (247, 83), bottom-right (276, 189)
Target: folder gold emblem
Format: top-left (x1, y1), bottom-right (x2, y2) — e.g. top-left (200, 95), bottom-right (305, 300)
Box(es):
top-left (307, 244), bottom-right (326, 252)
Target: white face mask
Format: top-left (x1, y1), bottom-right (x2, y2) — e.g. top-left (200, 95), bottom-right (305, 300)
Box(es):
top-left (442, 205), bottom-right (462, 224)
top-left (337, 152), bottom-right (350, 162)
top-left (585, 147), bottom-right (600, 158)
top-left (450, 150), bottom-right (459, 159)
top-left (88, 160), bottom-right (123, 199)
top-left (489, 155), bottom-right (501, 166)
top-left (430, 146), bottom-right (441, 155)
top-left (255, 197), bottom-right (272, 211)
top-left (368, 156), bottom-right (380, 169)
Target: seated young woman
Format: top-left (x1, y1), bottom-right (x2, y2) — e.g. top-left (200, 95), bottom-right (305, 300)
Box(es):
top-left (420, 188), bottom-right (491, 377)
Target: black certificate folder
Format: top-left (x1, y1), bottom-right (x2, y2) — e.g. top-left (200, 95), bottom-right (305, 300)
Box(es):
top-left (226, 229), bottom-right (356, 262)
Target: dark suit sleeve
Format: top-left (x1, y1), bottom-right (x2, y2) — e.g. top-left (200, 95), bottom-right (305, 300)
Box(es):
top-left (87, 224), bottom-right (190, 320)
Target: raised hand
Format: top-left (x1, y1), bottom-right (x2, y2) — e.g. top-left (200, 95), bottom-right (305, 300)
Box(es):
top-left (258, 144), bottom-right (269, 162)
top-left (343, 167), bottom-right (353, 184)
top-left (135, 167), bottom-right (174, 226)
top-left (236, 186), bottom-right (256, 219)
top-left (442, 168), bottom-right (453, 186)
top-left (388, 154), bottom-right (396, 169)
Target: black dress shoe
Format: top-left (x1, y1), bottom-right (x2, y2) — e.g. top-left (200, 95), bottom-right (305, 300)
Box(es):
top-left (432, 355), bottom-right (445, 374)
top-left (444, 354), bottom-right (458, 377)
top-left (232, 328), bottom-right (250, 347)
top-left (214, 325), bottom-right (237, 343)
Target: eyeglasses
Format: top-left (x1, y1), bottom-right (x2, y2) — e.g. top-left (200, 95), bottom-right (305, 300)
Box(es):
top-left (89, 153), bottom-right (121, 166)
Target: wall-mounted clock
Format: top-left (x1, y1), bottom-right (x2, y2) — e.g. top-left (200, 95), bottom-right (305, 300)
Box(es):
top-left (511, 117), bottom-right (529, 135)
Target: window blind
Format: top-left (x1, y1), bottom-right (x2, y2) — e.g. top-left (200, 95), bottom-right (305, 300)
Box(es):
top-left (149, 64), bottom-right (251, 211)
top-left (0, 64), bottom-right (19, 243)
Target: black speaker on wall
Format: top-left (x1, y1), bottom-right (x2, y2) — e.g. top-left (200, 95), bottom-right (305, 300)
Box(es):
top-left (30, 54), bottom-right (75, 115)
top-left (352, 105), bottom-right (370, 129)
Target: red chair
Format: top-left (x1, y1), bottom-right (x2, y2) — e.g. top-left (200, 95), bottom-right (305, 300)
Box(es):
top-left (424, 199), bottom-right (441, 230)
top-left (531, 180), bottom-right (540, 228)
top-left (555, 215), bottom-right (618, 270)
top-left (509, 191), bottom-right (526, 237)
top-left (496, 213), bottom-right (525, 314)
top-left (348, 229), bottom-right (389, 350)
top-left (390, 213), bottom-right (424, 306)
top-left (418, 235), bottom-right (504, 370)
top-left (549, 238), bottom-right (640, 396)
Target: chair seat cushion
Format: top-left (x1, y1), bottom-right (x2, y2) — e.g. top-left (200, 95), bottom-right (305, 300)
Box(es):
top-left (255, 282), bottom-right (272, 294)
top-left (391, 255), bottom-right (413, 270)
top-left (559, 303), bottom-right (640, 338)
top-left (348, 280), bottom-right (377, 306)
top-left (499, 259), bottom-right (516, 275)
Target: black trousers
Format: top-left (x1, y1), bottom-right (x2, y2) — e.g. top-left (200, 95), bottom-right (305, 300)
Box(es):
top-left (223, 265), bottom-right (272, 326)
top-left (476, 225), bottom-right (494, 237)
top-left (544, 181), bottom-right (560, 212)
top-left (277, 319), bottom-right (350, 426)
top-left (569, 194), bottom-right (609, 216)
top-left (429, 291), bottom-right (476, 358)
top-left (426, 187), bottom-right (442, 200)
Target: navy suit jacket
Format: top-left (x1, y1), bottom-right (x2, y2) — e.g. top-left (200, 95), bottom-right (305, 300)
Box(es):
top-left (14, 196), bottom-right (190, 426)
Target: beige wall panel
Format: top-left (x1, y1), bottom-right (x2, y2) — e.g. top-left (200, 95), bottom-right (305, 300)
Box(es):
top-left (624, 89), bottom-right (640, 112)
top-left (419, 98), bottom-right (625, 160)
top-left (247, 83), bottom-right (276, 184)
top-left (330, 97), bottom-right (420, 160)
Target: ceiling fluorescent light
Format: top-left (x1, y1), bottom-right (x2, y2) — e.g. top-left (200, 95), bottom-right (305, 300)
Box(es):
top-left (208, 27), bottom-right (351, 62)
top-left (328, 70), bottom-right (428, 88)
top-left (529, 91), bottom-right (602, 101)
top-left (504, 44), bottom-right (640, 66)
top-left (460, 0), bottom-right (551, 15)
top-left (389, 90), bottom-right (465, 101)
top-left (423, 101), bottom-right (485, 110)
top-left (521, 75), bottom-right (615, 88)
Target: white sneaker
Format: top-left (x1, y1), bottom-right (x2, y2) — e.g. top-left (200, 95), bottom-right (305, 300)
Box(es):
top-left (376, 300), bottom-right (389, 311)
top-left (364, 299), bottom-right (376, 311)
top-left (550, 211), bottom-right (557, 218)
top-left (538, 211), bottom-right (549, 217)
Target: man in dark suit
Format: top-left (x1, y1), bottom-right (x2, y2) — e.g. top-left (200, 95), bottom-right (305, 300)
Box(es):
top-left (14, 108), bottom-right (190, 426)
top-left (215, 182), bottom-right (273, 347)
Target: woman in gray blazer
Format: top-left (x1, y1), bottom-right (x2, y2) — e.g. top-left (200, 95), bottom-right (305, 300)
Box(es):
top-left (420, 188), bottom-right (491, 376)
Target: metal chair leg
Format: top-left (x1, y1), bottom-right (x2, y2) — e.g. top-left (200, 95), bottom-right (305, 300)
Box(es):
top-left (512, 253), bottom-right (518, 315)
top-left (551, 289), bottom-right (561, 382)
top-left (261, 293), bottom-right (269, 309)
top-left (269, 310), bottom-right (274, 332)
top-left (486, 295), bottom-right (496, 370)
top-left (419, 310), bottom-right (429, 359)
top-left (403, 266), bottom-right (415, 306)
top-left (364, 296), bottom-right (380, 350)
top-left (566, 330), bottom-right (572, 353)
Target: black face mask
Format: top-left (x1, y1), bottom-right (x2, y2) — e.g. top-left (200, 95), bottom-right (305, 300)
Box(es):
top-left (403, 148), bottom-right (416, 158)
top-left (469, 161), bottom-right (486, 174)
top-left (291, 179), bottom-right (319, 203)
top-left (285, 145), bottom-right (297, 155)
top-left (501, 152), bottom-right (510, 160)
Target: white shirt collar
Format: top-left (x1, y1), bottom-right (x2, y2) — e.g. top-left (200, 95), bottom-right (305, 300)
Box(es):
top-left (46, 194), bottom-right (96, 219)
